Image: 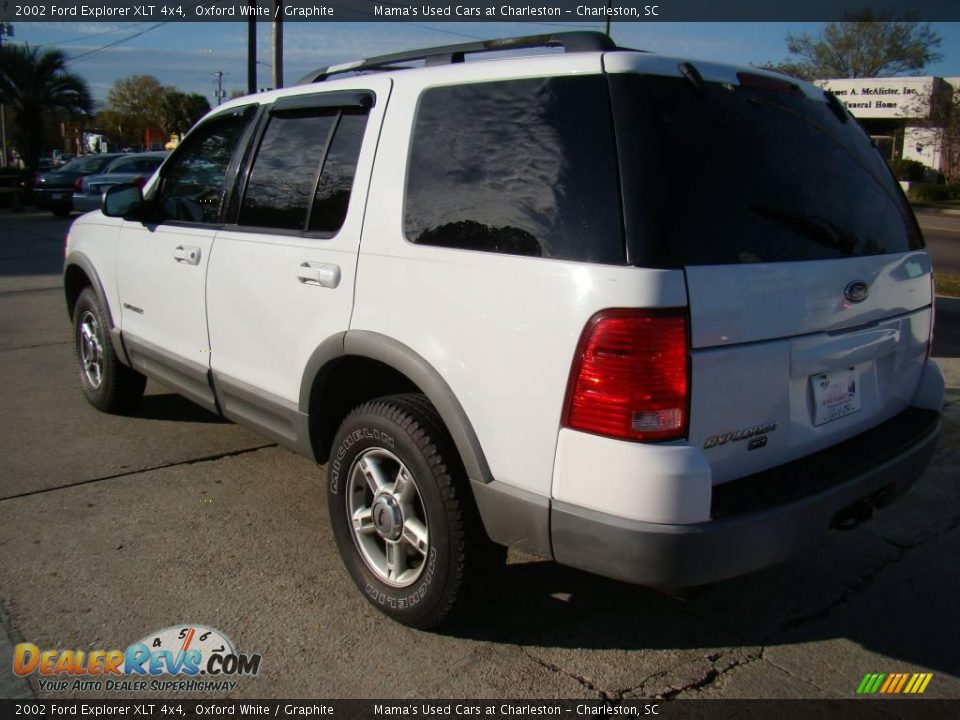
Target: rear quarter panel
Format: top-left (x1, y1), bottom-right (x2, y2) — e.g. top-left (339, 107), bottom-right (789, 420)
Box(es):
top-left (351, 58), bottom-right (688, 498)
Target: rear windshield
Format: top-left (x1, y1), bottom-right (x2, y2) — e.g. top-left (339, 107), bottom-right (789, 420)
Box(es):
top-left (59, 155), bottom-right (115, 174)
top-left (609, 73), bottom-right (924, 267)
top-left (105, 156), bottom-right (165, 174)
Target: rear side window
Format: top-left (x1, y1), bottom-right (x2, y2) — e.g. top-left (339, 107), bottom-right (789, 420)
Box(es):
top-left (239, 109), bottom-right (368, 233)
top-left (310, 113), bottom-right (367, 233)
top-left (240, 114), bottom-right (337, 230)
top-left (405, 76), bottom-right (624, 264)
top-left (609, 73), bottom-right (923, 267)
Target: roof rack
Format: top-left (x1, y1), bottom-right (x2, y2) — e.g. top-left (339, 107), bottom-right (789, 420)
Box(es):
top-left (296, 31), bottom-right (619, 85)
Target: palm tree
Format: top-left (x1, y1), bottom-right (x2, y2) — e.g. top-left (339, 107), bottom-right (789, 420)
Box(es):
top-left (0, 45), bottom-right (93, 169)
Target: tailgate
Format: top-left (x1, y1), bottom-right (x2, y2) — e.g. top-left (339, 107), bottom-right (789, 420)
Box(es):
top-left (686, 254), bottom-right (932, 483)
top-left (606, 58), bottom-right (933, 484)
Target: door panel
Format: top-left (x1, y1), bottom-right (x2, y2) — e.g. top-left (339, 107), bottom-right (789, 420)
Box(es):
top-left (206, 79), bottom-right (390, 435)
top-left (116, 223), bottom-right (218, 410)
top-left (116, 105), bottom-right (257, 409)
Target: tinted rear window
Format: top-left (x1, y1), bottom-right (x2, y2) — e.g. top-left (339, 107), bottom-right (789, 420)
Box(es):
top-left (239, 113), bottom-right (337, 230)
top-left (609, 74), bottom-right (923, 267)
top-left (405, 75), bottom-right (624, 264)
top-left (60, 155), bottom-right (115, 174)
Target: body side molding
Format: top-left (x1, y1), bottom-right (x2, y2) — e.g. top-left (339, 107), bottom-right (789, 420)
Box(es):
top-left (213, 371), bottom-right (314, 459)
top-left (123, 333), bottom-right (219, 414)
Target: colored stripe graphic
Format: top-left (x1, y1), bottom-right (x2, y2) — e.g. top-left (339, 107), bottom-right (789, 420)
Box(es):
top-left (894, 673), bottom-right (910, 693)
top-left (857, 672), bottom-right (933, 694)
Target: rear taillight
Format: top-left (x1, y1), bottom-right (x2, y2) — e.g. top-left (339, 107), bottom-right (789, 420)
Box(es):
top-left (563, 308), bottom-right (689, 442)
top-left (73, 178), bottom-right (84, 191)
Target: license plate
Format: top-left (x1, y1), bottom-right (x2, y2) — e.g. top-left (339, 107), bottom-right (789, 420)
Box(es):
top-left (811, 368), bottom-right (860, 426)
top-left (51, 192), bottom-right (64, 200)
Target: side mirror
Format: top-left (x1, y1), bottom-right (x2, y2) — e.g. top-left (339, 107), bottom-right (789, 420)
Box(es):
top-left (102, 183), bottom-right (145, 219)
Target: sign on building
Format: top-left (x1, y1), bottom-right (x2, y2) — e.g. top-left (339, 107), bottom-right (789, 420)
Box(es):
top-left (816, 77), bottom-right (936, 119)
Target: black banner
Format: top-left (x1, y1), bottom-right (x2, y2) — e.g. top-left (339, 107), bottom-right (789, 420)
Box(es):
top-left (3, 0), bottom-right (960, 23)
top-left (2, 700), bottom-right (959, 720)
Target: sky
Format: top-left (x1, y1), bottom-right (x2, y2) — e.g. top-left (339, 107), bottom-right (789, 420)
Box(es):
top-left (8, 20), bottom-right (960, 105)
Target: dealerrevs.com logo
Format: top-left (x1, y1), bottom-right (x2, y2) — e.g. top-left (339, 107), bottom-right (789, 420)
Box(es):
top-left (13, 624), bottom-right (262, 693)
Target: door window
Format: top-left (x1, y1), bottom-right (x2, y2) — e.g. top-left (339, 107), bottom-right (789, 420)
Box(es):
top-left (153, 107), bottom-right (253, 224)
top-left (238, 107), bottom-right (369, 234)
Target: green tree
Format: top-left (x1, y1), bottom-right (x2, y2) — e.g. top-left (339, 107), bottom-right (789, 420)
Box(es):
top-left (103, 75), bottom-right (171, 149)
top-left (0, 44), bottom-right (93, 168)
top-left (777, 13), bottom-right (942, 80)
top-left (160, 91), bottom-right (210, 137)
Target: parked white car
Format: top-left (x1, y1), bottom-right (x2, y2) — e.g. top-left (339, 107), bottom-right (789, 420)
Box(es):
top-left (63, 33), bottom-right (945, 629)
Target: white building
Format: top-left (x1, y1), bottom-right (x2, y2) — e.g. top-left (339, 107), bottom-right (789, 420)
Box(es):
top-left (817, 76), bottom-right (957, 176)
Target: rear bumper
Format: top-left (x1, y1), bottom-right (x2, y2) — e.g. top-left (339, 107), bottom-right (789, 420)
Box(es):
top-left (72, 193), bottom-right (102, 213)
top-left (551, 407), bottom-right (940, 587)
top-left (35, 189), bottom-right (72, 209)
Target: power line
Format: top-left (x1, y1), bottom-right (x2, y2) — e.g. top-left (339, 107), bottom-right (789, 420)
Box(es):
top-left (63, 0), bottom-right (231, 65)
top-left (66, 23), bottom-right (167, 64)
top-left (35, 24), bottom-right (151, 49)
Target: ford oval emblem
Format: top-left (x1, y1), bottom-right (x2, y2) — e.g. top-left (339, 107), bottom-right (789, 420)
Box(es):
top-left (844, 281), bottom-right (869, 303)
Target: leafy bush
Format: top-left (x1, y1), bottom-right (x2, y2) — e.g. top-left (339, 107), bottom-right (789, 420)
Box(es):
top-left (907, 183), bottom-right (960, 203)
top-left (889, 158), bottom-right (928, 182)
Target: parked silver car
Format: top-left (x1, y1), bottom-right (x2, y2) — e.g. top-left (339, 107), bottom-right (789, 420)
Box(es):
top-left (73, 152), bottom-right (169, 213)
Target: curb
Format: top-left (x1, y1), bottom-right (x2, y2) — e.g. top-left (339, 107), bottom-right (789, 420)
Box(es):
top-left (913, 206), bottom-right (960, 217)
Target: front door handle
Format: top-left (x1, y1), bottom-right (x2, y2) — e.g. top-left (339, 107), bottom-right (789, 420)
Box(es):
top-left (297, 262), bottom-right (341, 289)
top-left (173, 245), bottom-right (201, 265)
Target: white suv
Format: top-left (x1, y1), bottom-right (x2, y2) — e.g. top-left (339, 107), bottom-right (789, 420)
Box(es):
top-left (63, 33), bottom-right (945, 629)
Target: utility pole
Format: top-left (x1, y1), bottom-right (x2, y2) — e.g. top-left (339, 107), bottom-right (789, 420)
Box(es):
top-left (272, 1), bottom-right (284, 90)
top-left (247, 12), bottom-right (257, 94)
top-left (211, 71), bottom-right (225, 106)
top-left (0, 23), bottom-right (12, 168)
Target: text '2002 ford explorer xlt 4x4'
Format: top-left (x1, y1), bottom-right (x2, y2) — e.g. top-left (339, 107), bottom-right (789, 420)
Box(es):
top-left (63, 32), bottom-right (945, 629)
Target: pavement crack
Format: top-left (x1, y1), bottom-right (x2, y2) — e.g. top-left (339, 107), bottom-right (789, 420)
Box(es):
top-left (519, 647), bottom-right (611, 699)
top-left (651, 651), bottom-right (763, 699)
top-left (0, 600), bottom-right (35, 699)
top-left (773, 514), bottom-right (960, 635)
top-left (612, 648), bottom-right (765, 700)
top-left (0, 341), bottom-right (71, 352)
top-left (758, 653), bottom-right (834, 697)
top-left (0, 443), bottom-right (278, 502)
top-left (0, 286), bottom-right (61, 297)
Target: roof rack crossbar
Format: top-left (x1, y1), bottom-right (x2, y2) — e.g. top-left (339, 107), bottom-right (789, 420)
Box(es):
top-left (296, 31), bottom-right (618, 85)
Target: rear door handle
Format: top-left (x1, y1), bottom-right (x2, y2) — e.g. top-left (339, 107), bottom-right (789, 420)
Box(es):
top-left (297, 262), bottom-right (341, 289)
top-left (173, 245), bottom-right (201, 265)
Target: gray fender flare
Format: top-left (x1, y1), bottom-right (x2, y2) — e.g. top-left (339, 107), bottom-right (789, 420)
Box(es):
top-left (64, 251), bottom-right (130, 366)
top-left (298, 330), bottom-right (493, 485)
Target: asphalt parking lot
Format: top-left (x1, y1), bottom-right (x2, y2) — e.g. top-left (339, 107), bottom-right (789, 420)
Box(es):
top-left (1, 209), bottom-right (959, 702)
